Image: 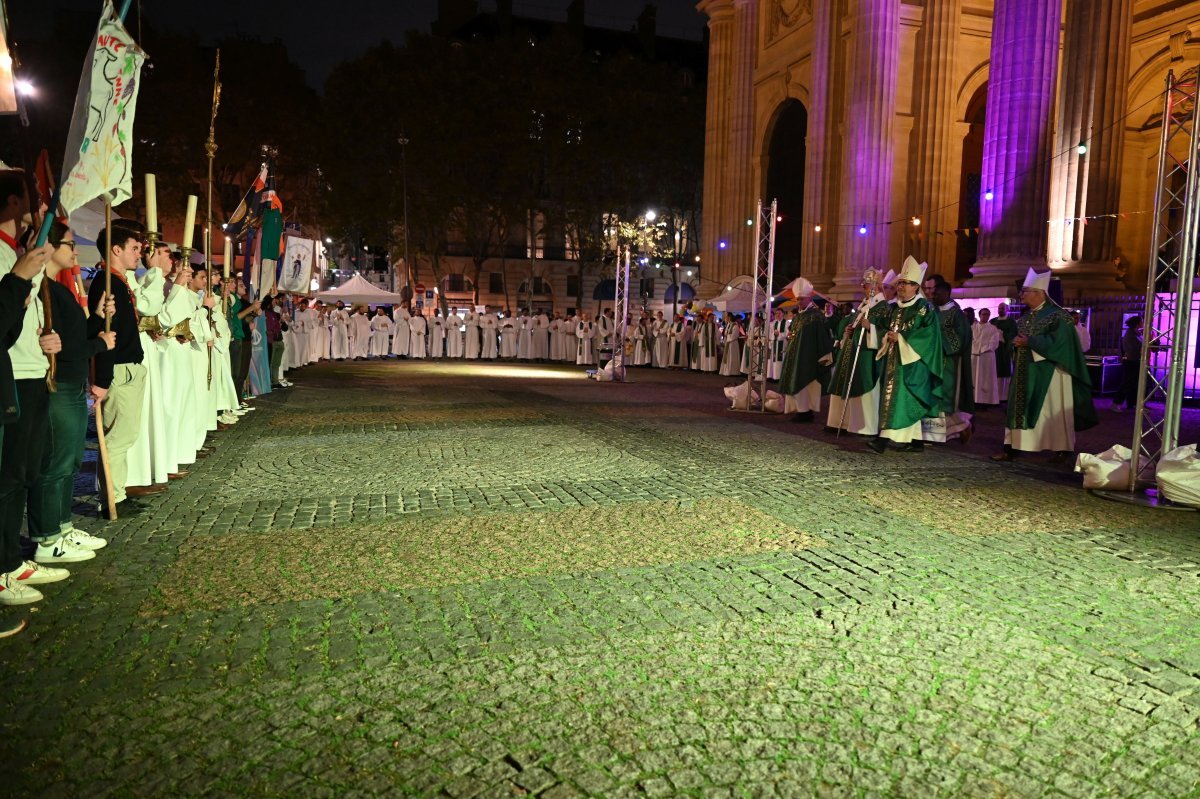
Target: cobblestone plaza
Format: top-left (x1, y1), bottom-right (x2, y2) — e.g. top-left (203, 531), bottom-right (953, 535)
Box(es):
top-left (4, 361), bottom-right (1200, 797)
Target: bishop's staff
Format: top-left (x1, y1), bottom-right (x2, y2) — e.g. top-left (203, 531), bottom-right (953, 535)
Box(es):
top-left (203, 50), bottom-right (223, 387)
top-left (836, 270), bottom-right (881, 435)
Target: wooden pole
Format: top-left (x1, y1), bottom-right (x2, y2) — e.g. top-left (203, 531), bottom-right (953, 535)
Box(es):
top-left (95, 199), bottom-right (118, 520)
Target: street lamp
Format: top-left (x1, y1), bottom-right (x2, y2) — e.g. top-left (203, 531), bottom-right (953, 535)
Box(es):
top-left (397, 133), bottom-right (411, 297)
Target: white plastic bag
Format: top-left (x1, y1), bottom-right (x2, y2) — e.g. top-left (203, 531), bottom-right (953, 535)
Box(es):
top-left (763, 390), bottom-right (784, 413)
top-left (723, 380), bottom-right (759, 409)
top-left (1074, 445), bottom-right (1132, 490)
top-left (1157, 445), bottom-right (1200, 508)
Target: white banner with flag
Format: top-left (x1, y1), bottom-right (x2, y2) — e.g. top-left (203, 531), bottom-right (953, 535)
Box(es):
top-left (59, 0), bottom-right (146, 214)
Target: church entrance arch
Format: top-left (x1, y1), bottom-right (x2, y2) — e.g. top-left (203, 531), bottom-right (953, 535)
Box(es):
top-left (955, 84), bottom-right (987, 282)
top-left (763, 99), bottom-right (808, 284)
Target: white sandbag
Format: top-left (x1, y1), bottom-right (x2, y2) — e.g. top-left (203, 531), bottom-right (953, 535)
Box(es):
top-left (724, 380), bottom-right (759, 409)
top-left (763, 390), bottom-right (784, 413)
top-left (1074, 445), bottom-right (1132, 490)
top-left (1157, 445), bottom-right (1200, 508)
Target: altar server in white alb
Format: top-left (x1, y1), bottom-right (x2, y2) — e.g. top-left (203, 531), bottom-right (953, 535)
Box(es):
top-left (971, 307), bottom-right (1002, 405)
top-left (463, 308), bottom-right (481, 360)
top-left (691, 310), bottom-right (720, 373)
top-left (499, 312), bottom-right (519, 359)
top-left (653, 311), bottom-right (671, 368)
top-left (408, 311), bottom-right (428, 358)
top-left (389, 306), bottom-right (410, 357)
top-left (531, 309), bottom-right (550, 361)
top-left (480, 308), bottom-right (500, 359)
top-left (428, 309), bottom-right (446, 358)
top-left (122, 242), bottom-right (169, 493)
top-left (329, 302), bottom-right (351, 360)
top-left (445, 309), bottom-right (464, 358)
top-left (350, 306), bottom-right (372, 359)
top-left (369, 308), bottom-right (392, 357)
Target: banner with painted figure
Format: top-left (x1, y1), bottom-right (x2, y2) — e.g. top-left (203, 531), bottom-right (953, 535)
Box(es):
top-left (278, 236), bottom-right (318, 295)
top-left (59, 0), bottom-right (146, 214)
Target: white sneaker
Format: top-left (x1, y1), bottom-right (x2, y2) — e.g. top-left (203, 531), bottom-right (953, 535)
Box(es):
top-left (11, 560), bottom-right (69, 585)
top-left (0, 573), bottom-right (42, 605)
top-left (239, 406), bottom-right (256, 412)
top-left (219, 413), bottom-right (239, 424)
top-left (34, 536), bottom-right (97, 564)
top-left (62, 528), bottom-right (107, 551)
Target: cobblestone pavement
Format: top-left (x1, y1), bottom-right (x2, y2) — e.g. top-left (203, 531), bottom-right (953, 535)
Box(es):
top-left (4, 360), bottom-right (1200, 798)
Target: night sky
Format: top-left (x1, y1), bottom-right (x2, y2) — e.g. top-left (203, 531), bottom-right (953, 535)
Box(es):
top-left (14, 0), bottom-right (708, 89)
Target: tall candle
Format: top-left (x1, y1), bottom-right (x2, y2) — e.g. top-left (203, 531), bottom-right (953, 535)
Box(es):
top-left (144, 173), bottom-right (158, 235)
top-left (181, 195), bottom-right (198, 249)
top-left (223, 236), bottom-right (231, 279)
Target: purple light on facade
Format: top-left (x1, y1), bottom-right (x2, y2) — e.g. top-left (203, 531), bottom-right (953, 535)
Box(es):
top-left (718, 240), bottom-right (728, 249)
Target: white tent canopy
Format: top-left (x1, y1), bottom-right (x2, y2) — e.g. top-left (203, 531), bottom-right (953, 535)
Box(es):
top-left (313, 273), bottom-right (406, 305)
top-left (707, 275), bottom-right (762, 313)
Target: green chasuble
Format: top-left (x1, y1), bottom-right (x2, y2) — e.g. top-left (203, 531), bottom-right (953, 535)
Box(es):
top-left (1005, 303), bottom-right (1098, 431)
top-left (937, 301), bottom-right (975, 414)
top-left (878, 296), bottom-right (944, 430)
top-left (779, 306), bottom-right (834, 395)
top-left (830, 299), bottom-right (888, 398)
top-left (690, 318), bottom-right (717, 363)
top-left (991, 316), bottom-right (1018, 379)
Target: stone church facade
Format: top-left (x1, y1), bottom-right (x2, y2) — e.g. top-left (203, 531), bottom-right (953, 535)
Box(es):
top-left (698, 0), bottom-right (1200, 299)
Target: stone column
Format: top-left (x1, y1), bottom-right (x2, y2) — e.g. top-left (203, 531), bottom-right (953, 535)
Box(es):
top-left (698, 0), bottom-right (735, 289)
top-left (965, 0), bottom-right (1061, 293)
top-left (1046, 0), bottom-right (1131, 294)
top-left (720, 0), bottom-right (758, 290)
top-left (906, 0), bottom-right (962, 279)
top-left (832, 0), bottom-right (902, 298)
top-left (801, 0), bottom-right (838, 291)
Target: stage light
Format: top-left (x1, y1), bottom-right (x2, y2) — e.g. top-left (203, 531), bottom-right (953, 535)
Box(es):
top-left (15, 79), bottom-right (34, 97)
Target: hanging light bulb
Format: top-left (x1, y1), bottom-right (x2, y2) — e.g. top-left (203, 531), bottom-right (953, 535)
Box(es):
top-left (1077, 142), bottom-right (1088, 155)
top-left (984, 190), bottom-right (994, 201)
top-left (814, 224), bottom-right (822, 233)
top-left (911, 217), bottom-right (921, 227)
top-left (858, 225), bottom-right (868, 236)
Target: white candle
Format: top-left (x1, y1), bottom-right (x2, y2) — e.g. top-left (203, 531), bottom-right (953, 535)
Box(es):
top-left (144, 173), bottom-right (158, 235)
top-left (223, 236), bottom-right (231, 280)
top-left (182, 195), bottom-right (198, 249)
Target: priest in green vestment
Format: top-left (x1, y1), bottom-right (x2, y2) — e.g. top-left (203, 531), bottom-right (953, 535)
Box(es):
top-left (991, 302), bottom-right (1019, 395)
top-left (924, 276), bottom-right (974, 443)
top-left (778, 278), bottom-right (834, 422)
top-left (867, 258), bottom-right (944, 453)
top-left (992, 269), bottom-right (1098, 463)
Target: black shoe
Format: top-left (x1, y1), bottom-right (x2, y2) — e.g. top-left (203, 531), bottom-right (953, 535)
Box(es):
top-left (866, 437), bottom-right (887, 454)
top-left (896, 442), bottom-right (925, 453)
top-left (791, 411), bottom-right (814, 423)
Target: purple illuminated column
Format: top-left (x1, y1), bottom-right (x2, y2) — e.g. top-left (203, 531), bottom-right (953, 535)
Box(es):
top-left (724, 0), bottom-right (758, 289)
top-left (801, 0), bottom-right (838, 291)
top-left (698, 0), bottom-right (735, 285)
top-left (1046, 0), bottom-right (1131, 292)
top-left (966, 0), bottom-right (1061, 292)
top-left (907, 0), bottom-right (962, 276)
top-left (833, 0), bottom-right (901, 298)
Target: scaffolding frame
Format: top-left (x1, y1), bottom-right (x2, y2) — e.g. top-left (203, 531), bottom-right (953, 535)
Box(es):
top-left (607, 248), bottom-right (632, 382)
top-left (1099, 69), bottom-right (1200, 507)
top-left (737, 200), bottom-right (778, 411)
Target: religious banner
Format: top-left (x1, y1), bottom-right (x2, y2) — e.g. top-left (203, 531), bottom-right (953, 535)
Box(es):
top-left (278, 235), bottom-right (317, 295)
top-left (0, 8), bottom-right (17, 115)
top-left (59, 0), bottom-right (146, 214)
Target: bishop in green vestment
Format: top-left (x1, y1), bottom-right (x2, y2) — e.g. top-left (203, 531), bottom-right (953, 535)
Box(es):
top-left (778, 291), bottom-right (834, 421)
top-left (994, 270), bottom-right (1098, 461)
top-left (828, 269), bottom-right (887, 435)
top-left (867, 259), bottom-right (944, 453)
top-left (925, 278), bottom-right (974, 443)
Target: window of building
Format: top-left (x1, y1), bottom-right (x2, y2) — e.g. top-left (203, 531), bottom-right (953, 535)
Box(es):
top-left (489, 272), bottom-right (504, 294)
top-left (639, 278), bottom-right (655, 298)
top-left (566, 274), bottom-right (580, 297)
top-left (445, 273), bottom-right (467, 293)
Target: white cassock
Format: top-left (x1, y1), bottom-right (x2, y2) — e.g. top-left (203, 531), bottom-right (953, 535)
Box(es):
top-left (596, 315), bottom-right (613, 356)
top-left (517, 315), bottom-right (533, 359)
top-left (445, 314), bottom-right (464, 358)
top-left (157, 283), bottom-right (202, 466)
top-left (548, 318), bottom-right (563, 361)
top-left (575, 320), bottom-right (596, 365)
top-left (499, 318), bottom-right (518, 358)
top-left (719, 322), bottom-right (743, 376)
top-left (464, 313), bottom-right (481, 359)
top-left (768, 318), bottom-right (788, 380)
top-left (124, 268), bottom-right (167, 488)
top-left (350, 313), bottom-right (372, 358)
top-left (668, 322), bottom-right (691, 368)
top-left (330, 310), bottom-right (351, 359)
top-left (1076, 325), bottom-right (1091, 354)
top-left (480, 314), bottom-right (499, 359)
top-left (370, 314), bottom-right (392, 356)
top-left (428, 315), bottom-right (446, 357)
top-left (631, 322), bottom-right (653, 366)
top-left (213, 302), bottom-right (240, 412)
top-left (408, 314), bottom-right (428, 358)
top-left (972, 321), bottom-right (1002, 405)
top-left (317, 311), bottom-right (331, 360)
top-left (653, 320), bottom-right (671, 367)
top-left (560, 317), bottom-right (576, 361)
top-left (190, 296), bottom-right (219, 441)
top-left (1004, 365), bottom-right (1077, 454)
top-left (300, 308), bottom-right (320, 363)
top-left (392, 308), bottom-right (411, 356)
top-left (283, 308), bottom-right (302, 368)
top-left (531, 313), bottom-right (550, 360)
top-left (693, 320), bottom-right (719, 373)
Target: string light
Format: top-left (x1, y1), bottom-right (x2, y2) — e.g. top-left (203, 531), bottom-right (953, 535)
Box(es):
top-left (776, 215), bottom-right (783, 223)
top-left (746, 218), bottom-right (753, 226)
top-left (858, 225), bottom-right (868, 235)
top-left (1077, 142), bottom-right (1088, 155)
top-left (718, 240), bottom-right (727, 249)
top-left (813, 224), bottom-right (822, 233)
top-left (911, 217), bottom-right (921, 227)
top-left (984, 190), bottom-right (994, 201)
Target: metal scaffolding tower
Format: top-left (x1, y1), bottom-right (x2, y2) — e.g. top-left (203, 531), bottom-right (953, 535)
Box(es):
top-left (736, 200), bottom-right (778, 411)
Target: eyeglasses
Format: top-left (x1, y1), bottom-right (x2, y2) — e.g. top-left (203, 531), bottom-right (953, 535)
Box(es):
top-left (58, 241), bottom-right (77, 251)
